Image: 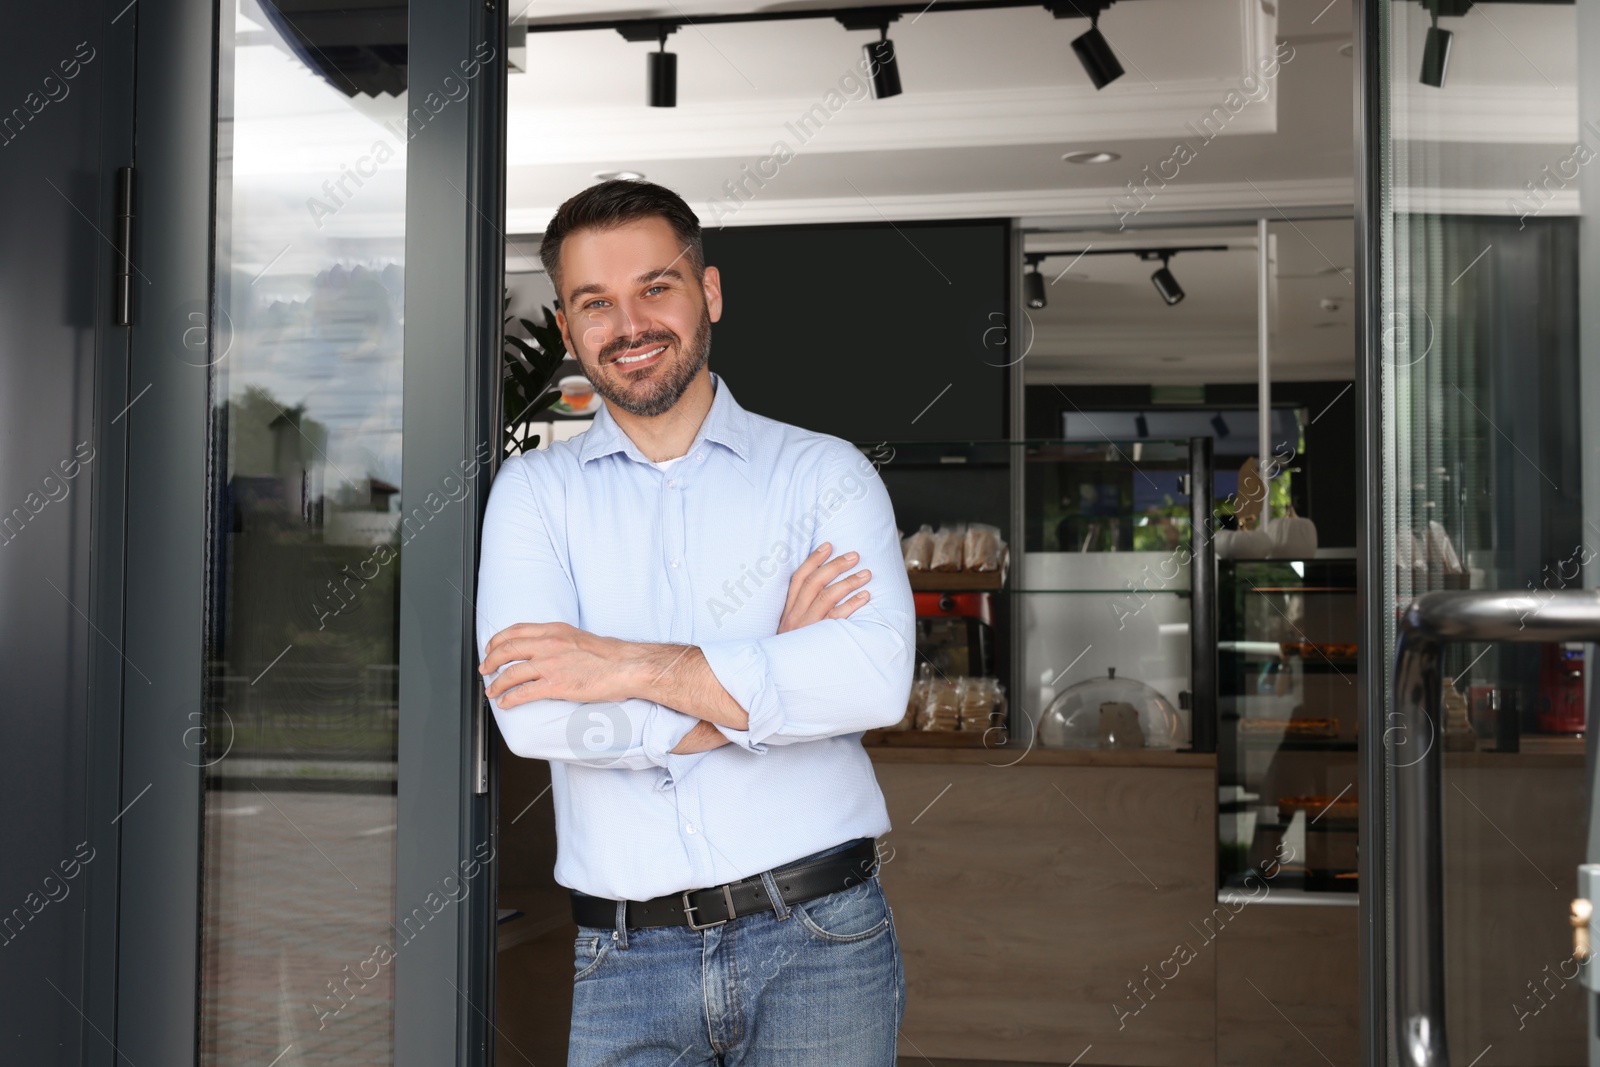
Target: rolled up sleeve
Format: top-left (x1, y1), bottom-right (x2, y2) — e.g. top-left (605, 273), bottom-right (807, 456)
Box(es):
top-left (477, 455), bottom-right (701, 769)
top-left (698, 447), bottom-right (915, 751)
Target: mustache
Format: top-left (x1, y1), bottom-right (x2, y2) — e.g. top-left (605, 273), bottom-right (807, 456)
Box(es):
top-left (599, 331), bottom-right (677, 362)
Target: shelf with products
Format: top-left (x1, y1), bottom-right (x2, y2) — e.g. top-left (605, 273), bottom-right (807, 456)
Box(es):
top-left (862, 435), bottom-right (1214, 752)
top-left (859, 436), bottom-right (1195, 557)
top-left (1217, 558), bottom-right (1360, 899)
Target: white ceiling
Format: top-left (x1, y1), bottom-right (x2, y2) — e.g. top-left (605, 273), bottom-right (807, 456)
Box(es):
top-left (1020, 219), bottom-right (1354, 384)
top-left (506, 0), bottom-right (1317, 231)
top-left (502, 0), bottom-right (1583, 224)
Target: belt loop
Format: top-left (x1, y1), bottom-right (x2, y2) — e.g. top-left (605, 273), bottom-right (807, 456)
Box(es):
top-left (614, 899), bottom-right (629, 949)
top-left (759, 869), bottom-right (790, 920)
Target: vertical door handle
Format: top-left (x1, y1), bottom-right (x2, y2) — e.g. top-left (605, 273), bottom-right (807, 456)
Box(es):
top-left (1571, 898), bottom-right (1591, 963)
top-left (114, 167), bottom-right (134, 326)
top-left (1575, 865), bottom-right (1600, 992)
top-left (472, 690), bottom-right (489, 795)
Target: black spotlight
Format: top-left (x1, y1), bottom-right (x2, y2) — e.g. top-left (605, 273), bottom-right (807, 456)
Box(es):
top-left (649, 33), bottom-right (677, 107)
top-left (1134, 413), bottom-right (1149, 438)
top-left (864, 27), bottom-right (902, 99)
top-left (1025, 257), bottom-right (1047, 309)
top-left (1150, 255), bottom-right (1184, 306)
top-left (1211, 412), bottom-right (1231, 438)
top-left (1420, 22), bottom-right (1452, 87)
top-left (1071, 12), bottom-right (1124, 90)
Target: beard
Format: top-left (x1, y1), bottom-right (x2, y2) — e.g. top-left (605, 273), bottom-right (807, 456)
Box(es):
top-left (581, 305), bottom-right (713, 418)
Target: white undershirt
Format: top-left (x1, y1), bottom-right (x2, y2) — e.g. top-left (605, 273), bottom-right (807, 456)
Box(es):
top-left (650, 454), bottom-right (689, 471)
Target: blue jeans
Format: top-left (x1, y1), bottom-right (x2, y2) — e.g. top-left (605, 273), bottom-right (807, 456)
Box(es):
top-left (567, 849), bottom-right (905, 1066)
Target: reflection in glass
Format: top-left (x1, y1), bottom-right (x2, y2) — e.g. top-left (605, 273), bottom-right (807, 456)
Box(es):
top-left (1379, 1), bottom-right (1588, 1062)
top-left (1216, 559), bottom-right (1358, 897)
top-left (200, 1), bottom-right (408, 1063)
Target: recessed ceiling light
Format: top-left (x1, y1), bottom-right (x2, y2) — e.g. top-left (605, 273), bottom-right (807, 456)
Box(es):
top-left (592, 170), bottom-right (645, 181)
top-left (1338, 42), bottom-right (1353, 58)
top-left (1062, 150), bottom-right (1121, 165)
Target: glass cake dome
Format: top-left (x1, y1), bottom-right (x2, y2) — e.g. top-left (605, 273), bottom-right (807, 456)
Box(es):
top-left (1038, 667), bottom-right (1186, 749)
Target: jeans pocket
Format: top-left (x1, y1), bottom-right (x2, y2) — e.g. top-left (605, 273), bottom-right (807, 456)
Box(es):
top-left (573, 933), bottom-right (613, 981)
top-left (792, 878), bottom-right (892, 944)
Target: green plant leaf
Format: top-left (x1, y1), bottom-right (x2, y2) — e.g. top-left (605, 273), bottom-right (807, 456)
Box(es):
top-left (501, 289), bottom-right (572, 455)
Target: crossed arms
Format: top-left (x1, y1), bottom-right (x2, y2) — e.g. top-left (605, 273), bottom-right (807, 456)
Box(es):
top-left (478, 542), bottom-right (873, 754)
top-left (473, 449), bottom-right (915, 769)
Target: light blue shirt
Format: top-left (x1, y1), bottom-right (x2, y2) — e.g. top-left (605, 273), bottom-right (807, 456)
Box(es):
top-left (475, 371), bottom-right (915, 900)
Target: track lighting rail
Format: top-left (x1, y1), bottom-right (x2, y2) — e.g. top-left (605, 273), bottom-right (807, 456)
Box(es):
top-left (519, 0), bottom-right (1132, 36)
top-left (1027, 245), bottom-right (1232, 260)
top-left (1023, 245), bottom-right (1228, 309)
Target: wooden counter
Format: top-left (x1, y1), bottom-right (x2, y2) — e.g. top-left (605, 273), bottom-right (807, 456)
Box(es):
top-left (1442, 751), bottom-right (1586, 1066)
top-left (866, 742), bottom-right (1216, 769)
top-left (873, 754), bottom-right (1217, 1066)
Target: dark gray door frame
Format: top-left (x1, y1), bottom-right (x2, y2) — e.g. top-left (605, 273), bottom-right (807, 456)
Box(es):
top-left (80, 0), bottom-right (139, 1054)
top-left (109, 0), bottom-right (505, 1063)
top-left (1353, 0), bottom-right (1385, 1064)
top-left (395, 0), bottom-right (505, 1062)
top-left (114, 0), bottom-right (217, 1060)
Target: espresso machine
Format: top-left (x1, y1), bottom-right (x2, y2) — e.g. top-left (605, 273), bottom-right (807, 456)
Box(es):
top-left (914, 591), bottom-right (998, 678)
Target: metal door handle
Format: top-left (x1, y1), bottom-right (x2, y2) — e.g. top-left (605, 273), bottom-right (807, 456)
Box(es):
top-left (1390, 590), bottom-right (1600, 1067)
top-left (472, 689), bottom-right (489, 795)
top-left (1571, 898), bottom-right (1591, 963)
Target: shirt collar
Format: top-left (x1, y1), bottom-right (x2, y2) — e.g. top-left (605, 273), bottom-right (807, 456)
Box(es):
top-left (576, 370), bottom-right (754, 470)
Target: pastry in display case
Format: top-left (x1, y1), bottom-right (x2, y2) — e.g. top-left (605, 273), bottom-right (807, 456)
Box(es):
top-left (1217, 558), bottom-right (1359, 897)
top-left (902, 521), bottom-right (1009, 590)
top-left (887, 662), bottom-right (1007, 734)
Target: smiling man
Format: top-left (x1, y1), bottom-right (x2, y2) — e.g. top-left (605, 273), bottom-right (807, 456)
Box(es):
top-left (474, 179), bottom-right (915, 1066)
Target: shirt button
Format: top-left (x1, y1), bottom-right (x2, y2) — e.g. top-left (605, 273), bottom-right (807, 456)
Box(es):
top-left (685, 823), bottom-right (697, 835)
top-left (670, 559), bottom-right (681, 568)
top-left (667, 478), bottom-right (678, 489)
top-left (695, 453), bottom-right (705, 463)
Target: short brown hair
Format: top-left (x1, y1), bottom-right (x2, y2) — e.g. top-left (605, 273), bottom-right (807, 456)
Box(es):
top-left (539, 179), bottom-right (704, 307)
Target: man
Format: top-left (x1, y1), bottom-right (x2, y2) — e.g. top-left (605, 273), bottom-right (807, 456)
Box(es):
top-left (474, 178), bottom-right (915, 1066)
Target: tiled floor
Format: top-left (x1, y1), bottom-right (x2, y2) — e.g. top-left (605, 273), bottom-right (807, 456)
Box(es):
top-left (199, 788), bottom-right (399, 1066)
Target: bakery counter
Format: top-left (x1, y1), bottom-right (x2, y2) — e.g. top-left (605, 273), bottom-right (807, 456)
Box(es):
top-left (1442, 739), bottom-right (1587, 1066)
top-left (1443, 734), bottom-right (1585, 768)
top-left (873, 751), bottom-right (1217, 1065)
top-left (864, 736), bottom-right (1216, 769)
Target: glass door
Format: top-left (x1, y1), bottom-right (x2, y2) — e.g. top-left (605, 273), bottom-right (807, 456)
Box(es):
top-left (1367, 0), bottom-right (1599, 1063)
top-left (201, 2), bottom-right (412, 1062)
top-left (115, 1), bottom-right (503, 1063)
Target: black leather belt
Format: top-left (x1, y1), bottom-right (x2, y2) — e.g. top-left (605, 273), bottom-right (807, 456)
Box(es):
top-left (571, 839), bottom-right (878, 931)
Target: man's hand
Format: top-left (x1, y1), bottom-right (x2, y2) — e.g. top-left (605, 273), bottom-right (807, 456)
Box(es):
top-left (778, 541), bottom-right (871, 634)
top-left (479, 622), bottom-right (639, 708)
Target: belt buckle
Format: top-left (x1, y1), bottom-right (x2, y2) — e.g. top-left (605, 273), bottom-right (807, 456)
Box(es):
top-left (682, 884), bottom-right (736, 931)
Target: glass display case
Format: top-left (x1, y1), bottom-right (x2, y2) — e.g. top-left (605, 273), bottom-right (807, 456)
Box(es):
top-left (856, 437), bottom-right (1207, 750)
top-left (1217, 558), bottom-right (1359, 900)
top-left (1039, 668), bottom-right (1186, 750)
